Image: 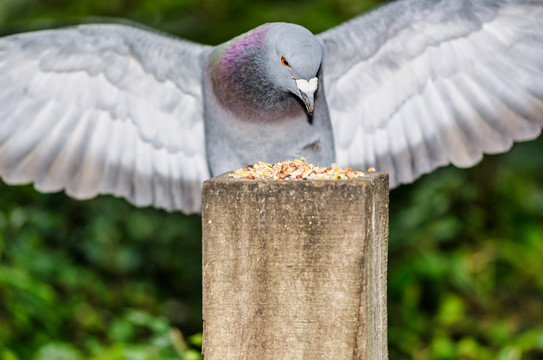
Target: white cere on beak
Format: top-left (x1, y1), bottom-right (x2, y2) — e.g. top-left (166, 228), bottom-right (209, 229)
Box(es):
top-left (296, 77), bottom-right (318, 95)
top-left (295, 77), bottom-right (318, 116)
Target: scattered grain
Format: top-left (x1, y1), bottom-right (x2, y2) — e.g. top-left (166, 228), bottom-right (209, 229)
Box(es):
top-left (229, 158), bottom-right (374, 180)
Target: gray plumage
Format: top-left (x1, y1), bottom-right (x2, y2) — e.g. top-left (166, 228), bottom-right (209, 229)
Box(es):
top-left (0, 0), bottom-right (542, 213)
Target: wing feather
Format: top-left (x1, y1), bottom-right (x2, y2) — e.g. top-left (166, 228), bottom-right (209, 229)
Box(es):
top-left (0, 24), bottom-right (211, 212)
top-left (319, 0), bottom-right (543, 187)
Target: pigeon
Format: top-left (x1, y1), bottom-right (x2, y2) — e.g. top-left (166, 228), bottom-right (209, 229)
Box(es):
top-left (0, 0), bottom-right (542, 213)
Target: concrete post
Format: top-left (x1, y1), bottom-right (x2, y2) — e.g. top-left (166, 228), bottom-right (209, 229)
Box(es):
top-left (202, 172), bottom-right (389, 360)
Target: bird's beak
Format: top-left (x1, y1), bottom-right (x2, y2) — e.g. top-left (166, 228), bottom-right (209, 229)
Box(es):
top-left (295, 77), bottom-right (318, 116)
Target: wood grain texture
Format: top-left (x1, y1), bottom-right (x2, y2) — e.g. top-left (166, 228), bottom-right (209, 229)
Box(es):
top-left (202, 172), bottom-right (389, 359)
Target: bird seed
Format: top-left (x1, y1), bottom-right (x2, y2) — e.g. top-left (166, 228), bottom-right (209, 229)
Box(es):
top-left (229, 158), bottom-right (369, 180)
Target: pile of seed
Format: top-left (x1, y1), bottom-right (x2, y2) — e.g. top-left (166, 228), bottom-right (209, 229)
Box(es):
top-left (229, 158), bottom-right (374, 180)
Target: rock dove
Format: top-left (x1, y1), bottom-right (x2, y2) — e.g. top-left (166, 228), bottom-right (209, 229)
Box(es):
top-left (0, 0), bottom-right (542, 213)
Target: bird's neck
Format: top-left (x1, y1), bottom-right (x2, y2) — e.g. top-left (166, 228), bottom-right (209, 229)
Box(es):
top-left (208, 25), bottom-right (304, 121)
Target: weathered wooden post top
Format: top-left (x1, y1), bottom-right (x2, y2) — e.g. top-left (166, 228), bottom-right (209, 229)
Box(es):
top-left (202, 168), bottom-right (389, 360)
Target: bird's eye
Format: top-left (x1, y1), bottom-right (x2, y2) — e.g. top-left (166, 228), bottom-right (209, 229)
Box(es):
top-left (281, 56), bottom-right (290, 67)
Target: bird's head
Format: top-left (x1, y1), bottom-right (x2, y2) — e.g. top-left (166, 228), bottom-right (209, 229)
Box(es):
top-left (265, 23), bottom-right (323, 115)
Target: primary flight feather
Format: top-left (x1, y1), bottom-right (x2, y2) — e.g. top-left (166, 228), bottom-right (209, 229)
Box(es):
top-left (0, 0), bottom-right (542, 213)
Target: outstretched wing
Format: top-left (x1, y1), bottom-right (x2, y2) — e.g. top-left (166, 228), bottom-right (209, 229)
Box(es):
top-left (0, 24), bottom-right (211, 213)
top-left (318, 0), bottom-right (543, 187)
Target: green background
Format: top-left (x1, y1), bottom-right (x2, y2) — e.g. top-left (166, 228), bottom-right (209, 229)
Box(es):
top-left (1, 1), bottom-right (543, 359)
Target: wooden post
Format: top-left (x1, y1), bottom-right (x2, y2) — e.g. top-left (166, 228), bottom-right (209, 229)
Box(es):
top-left (201, 172), bottom-right (389, 360)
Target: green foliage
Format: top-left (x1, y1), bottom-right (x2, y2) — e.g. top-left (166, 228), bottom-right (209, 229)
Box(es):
top-left (1, 1), bottom-right (543, 359)
top-left (0, 186), bottom-right (203, 358)
top-left (388, 138), bottom-right (543, 359)
top-left (0, 0), bottom-right (382, 44)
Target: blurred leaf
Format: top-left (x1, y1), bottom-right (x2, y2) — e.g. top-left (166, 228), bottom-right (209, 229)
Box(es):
top-left (33, 343), bottom-right (83, 360)
top-left (0, 349), bottom-right (19, 360)
top-left (437, 294), bottom-right (465, 327)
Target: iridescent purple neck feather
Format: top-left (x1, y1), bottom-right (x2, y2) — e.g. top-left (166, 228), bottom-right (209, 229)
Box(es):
top-left (209, 25), bottom-right (304, 121)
